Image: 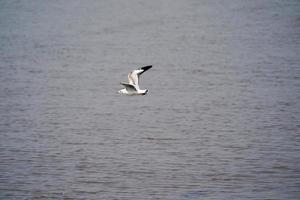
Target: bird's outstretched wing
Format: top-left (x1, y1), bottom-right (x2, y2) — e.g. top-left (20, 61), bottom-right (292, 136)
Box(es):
top-left (120, 82), bottom-right (137, 94)
top-left (127, 65), bottom-right (152, 89)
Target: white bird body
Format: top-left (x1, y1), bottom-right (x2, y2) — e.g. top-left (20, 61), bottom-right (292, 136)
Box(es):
top-left (118, 65), bottom-right (152, 95)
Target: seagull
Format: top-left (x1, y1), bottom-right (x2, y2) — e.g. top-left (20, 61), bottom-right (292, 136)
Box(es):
top-left (118, 65), bottom-right (152, 95)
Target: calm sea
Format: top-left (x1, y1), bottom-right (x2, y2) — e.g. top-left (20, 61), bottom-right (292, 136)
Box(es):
top-left (0, 0), bottom-right (299, 199)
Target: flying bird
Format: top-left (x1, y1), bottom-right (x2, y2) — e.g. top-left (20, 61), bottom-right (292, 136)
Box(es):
top-left (118, 65), bottom-right (152, 95)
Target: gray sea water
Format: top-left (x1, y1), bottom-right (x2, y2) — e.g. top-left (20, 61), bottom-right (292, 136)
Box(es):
top-left (0, 0), bottom-right (300, 199)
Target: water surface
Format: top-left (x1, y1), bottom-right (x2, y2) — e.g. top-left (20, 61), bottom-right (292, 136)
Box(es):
top-left (0, 0), bottom-right (300, 199)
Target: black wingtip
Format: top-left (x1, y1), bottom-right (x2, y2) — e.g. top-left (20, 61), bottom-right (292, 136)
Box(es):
top-left (141, 65), bottom-right (152, 71)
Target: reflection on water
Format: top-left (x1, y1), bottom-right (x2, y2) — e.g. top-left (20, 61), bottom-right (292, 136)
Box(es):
top-left (0, 0), bottom-right (299, 199)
